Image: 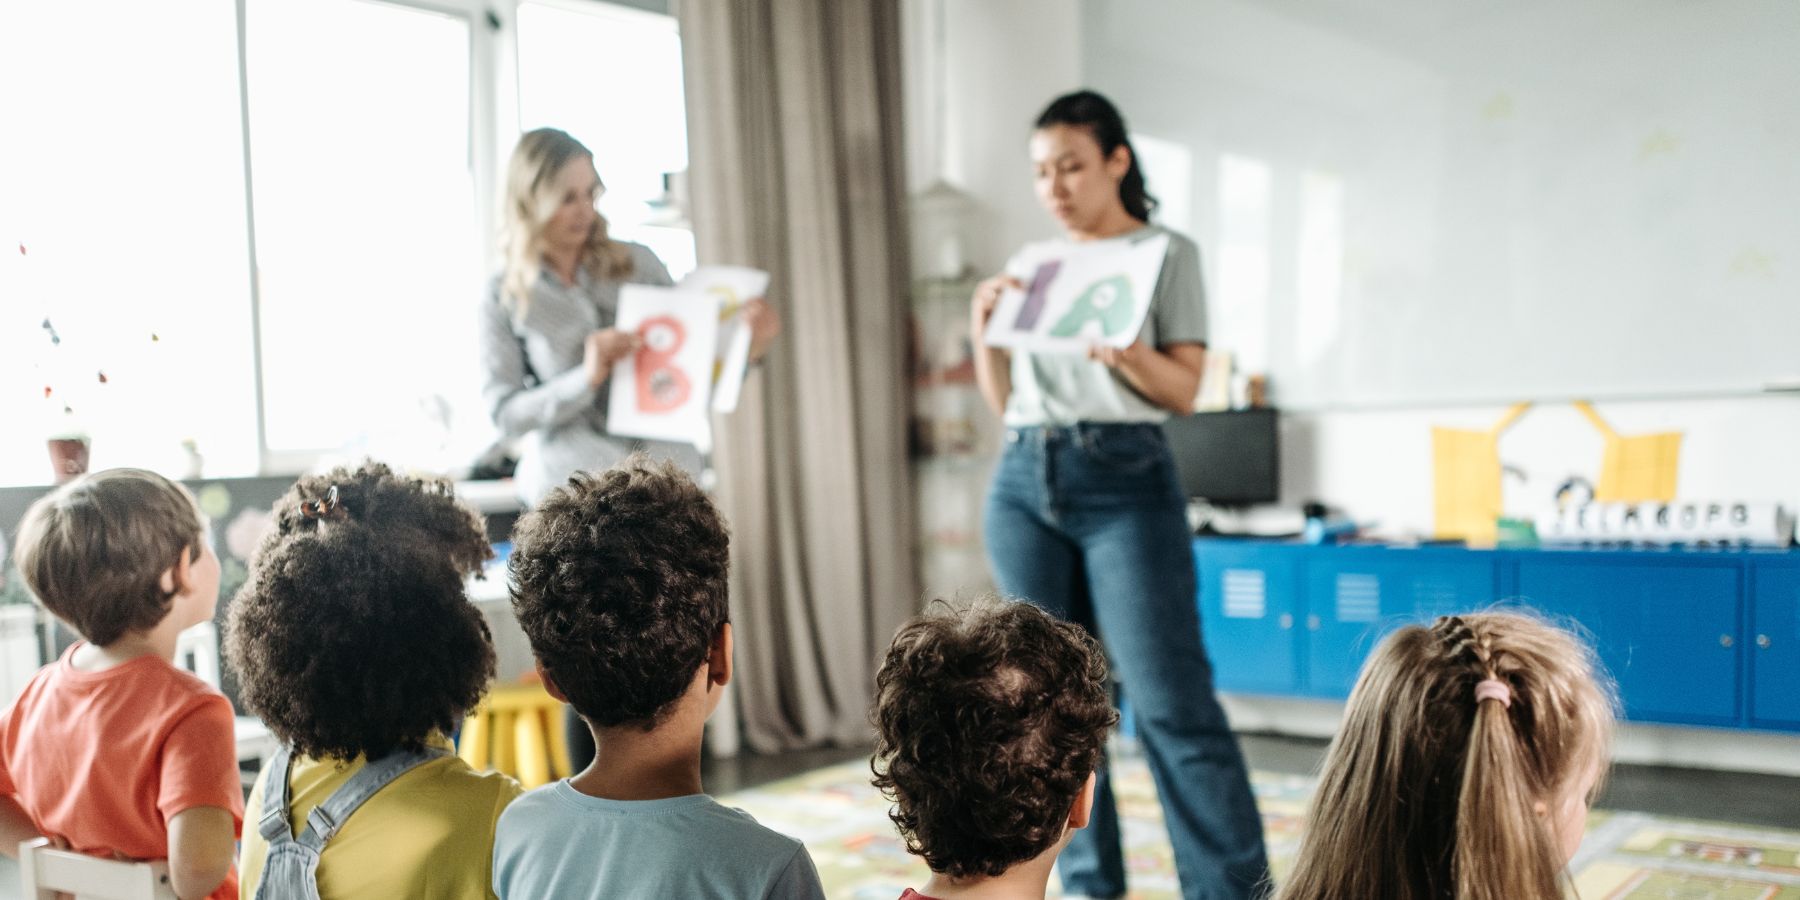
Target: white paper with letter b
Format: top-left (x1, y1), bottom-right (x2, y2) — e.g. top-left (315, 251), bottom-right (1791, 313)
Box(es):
top-left (983, 233), bottom-right (1170, 353)
top-left (607, 284), bottom-right (720, 448)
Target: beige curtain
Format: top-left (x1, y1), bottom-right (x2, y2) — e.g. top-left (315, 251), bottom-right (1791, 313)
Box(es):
top-left (678, 0), bottom-right (917, 750)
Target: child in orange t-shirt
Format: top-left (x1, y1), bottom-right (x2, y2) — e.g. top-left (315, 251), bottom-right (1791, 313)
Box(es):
top-left (0, 469), bottom-right (243, 900)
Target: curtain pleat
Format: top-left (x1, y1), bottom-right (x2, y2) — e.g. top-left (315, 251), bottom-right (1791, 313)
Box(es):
top-left (679, 0), bottom-right (917, 751)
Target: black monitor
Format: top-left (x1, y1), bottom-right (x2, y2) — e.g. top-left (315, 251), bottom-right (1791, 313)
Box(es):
top-left (1160, 409), bottom-right (1280, 507)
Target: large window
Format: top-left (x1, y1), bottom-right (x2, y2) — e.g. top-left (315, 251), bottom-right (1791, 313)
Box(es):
top-left (247, 0), bottom-right (483, 469)
top-left (0, 0), bottom-right (688, 486)
top-left (518, 0), bottom-right (694, 279)
top-left (0, 0), bottom-right (258, 484)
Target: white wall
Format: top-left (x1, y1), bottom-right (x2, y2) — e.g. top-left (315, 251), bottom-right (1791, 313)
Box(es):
top-left (902, 0), bottom-right (1082, 272)
top-left (1284, 396), bottom-right (1800, 537)
top-left (1080, 0), bottom-right (1800, 409)
top-left (1069, 0), bottom-right (1800, 534)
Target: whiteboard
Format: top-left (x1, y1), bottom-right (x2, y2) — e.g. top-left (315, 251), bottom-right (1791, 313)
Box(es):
top-left (1083, 0), bottom-right (1800, 408)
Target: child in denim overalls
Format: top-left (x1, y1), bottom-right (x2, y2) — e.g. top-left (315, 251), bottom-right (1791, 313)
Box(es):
top-left (227, 463), bottom-right (521, 899)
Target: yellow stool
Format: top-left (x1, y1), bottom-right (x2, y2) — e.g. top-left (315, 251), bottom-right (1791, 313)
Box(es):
top-left (458, 682), bottom-right (572, 789)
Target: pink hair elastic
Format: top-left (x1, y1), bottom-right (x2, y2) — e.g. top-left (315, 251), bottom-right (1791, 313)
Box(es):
top-left (1474, 678), bottom-right (1512, 709)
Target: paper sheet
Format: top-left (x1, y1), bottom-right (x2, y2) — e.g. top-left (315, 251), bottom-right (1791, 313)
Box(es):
top-left (606, 284), bottom-right (721, 447)
top-left (678, 265), bottom-right (771, 412)
top-left (983, 233), bottom-right (1170, 353)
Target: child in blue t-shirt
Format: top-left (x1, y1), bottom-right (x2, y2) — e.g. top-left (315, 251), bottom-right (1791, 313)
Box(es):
top-left (493, 455), bottom-right (824, 900)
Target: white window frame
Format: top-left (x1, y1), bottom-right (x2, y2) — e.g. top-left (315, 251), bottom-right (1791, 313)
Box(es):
top-left (246, 0), bottom-right (677, 476)
top-left (240, 0), bottom-right (506, 475)
top-left (4, 0), bottom-right (680, 486)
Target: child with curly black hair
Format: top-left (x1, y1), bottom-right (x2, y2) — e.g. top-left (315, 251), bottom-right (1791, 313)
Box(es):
top-left (871, 598), bottom-right (1118, 900)
top-left (494, 455), bottom-right (824, 900)
top-left (226, 461), bottom-right (522, 899)
top-left (1, 469), bottom-right (241, 900)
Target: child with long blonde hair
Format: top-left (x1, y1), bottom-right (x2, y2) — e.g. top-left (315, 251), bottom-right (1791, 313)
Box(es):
top-left (1278, 611), bottom-right (1616, 900)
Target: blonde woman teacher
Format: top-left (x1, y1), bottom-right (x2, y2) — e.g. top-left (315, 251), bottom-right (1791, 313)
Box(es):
top-left (972, 91), bottom-right (1270, 900)
top-left (479, 127), bottom-right (779, 506)
top-left (479, 128), bottom-right (778, 771)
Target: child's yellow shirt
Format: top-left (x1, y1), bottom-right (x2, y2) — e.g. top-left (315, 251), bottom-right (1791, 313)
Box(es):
top-left (238, 735), bottom-right (521, 899)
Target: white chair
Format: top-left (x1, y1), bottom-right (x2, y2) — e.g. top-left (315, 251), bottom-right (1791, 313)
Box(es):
top-left (17, 837), bottom-right (177, 900)
top-left (174, 622), bottom-right (279, 781)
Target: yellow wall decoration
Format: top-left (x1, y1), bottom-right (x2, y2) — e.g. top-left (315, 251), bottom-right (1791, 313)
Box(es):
top-left (1432, 401), bottom-right (1683, 545)
top-left (1572, 401), bottom-right (1682, 502)
top-left (1432, 402), bottom-right (1532, 545)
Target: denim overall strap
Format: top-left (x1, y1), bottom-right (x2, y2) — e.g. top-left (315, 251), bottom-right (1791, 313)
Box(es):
top-left (250, 745), bottom-right (447, 900)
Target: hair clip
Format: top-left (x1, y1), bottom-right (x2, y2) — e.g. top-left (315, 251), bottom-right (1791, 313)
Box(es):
top-left (1474, 678), bottom-right (1512, 709)
top-left (300, 485), bottom-right (341, 520)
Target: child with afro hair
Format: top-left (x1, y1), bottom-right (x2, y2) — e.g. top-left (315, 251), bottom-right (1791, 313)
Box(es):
top-left (872, 598), bottom-right (1118, 900)
top-left (227, 461), bottom-right (521, 899)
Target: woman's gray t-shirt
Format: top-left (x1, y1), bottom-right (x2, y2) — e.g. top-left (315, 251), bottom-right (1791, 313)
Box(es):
top-left (999, 224), bottom-right (1209, 426)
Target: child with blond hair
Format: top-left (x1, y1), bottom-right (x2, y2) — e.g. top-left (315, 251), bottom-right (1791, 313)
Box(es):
top-left (1278, 611), bottom-right (1617, 900)
top-left (0, 469), bottom-right (242, 899)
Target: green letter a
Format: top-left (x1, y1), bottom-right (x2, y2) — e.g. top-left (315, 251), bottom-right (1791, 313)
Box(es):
top-left (1049, 275), bottom-right (1136, 338)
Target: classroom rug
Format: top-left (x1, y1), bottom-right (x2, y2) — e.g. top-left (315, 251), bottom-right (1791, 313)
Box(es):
top-left (718, 754), bottom-right (1800, 899)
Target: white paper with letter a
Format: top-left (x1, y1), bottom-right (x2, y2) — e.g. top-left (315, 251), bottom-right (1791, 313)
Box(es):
top-left (606, 284), bottom-right (721, 447)
top-left (983, 233), bottom-right (1169, 353)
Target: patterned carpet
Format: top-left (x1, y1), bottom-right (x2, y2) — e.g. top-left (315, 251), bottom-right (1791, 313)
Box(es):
top-left (719, 754), bottom-right (1800, 899)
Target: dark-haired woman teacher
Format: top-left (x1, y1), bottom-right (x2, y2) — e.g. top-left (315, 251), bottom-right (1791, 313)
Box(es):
top-left (971, 91), bottom-right (1270, 900)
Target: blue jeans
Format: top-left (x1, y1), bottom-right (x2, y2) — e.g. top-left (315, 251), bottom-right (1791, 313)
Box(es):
top-left (983, 423), bottom-right (1270, 900)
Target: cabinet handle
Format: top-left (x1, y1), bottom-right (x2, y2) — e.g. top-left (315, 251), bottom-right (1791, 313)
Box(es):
top-left (1758, 634), bottom-right (1773, 650)
top-left (1278, 613), bottom-right (1294, 630)
top-left (1719, 634), bottom-right (1734, 649)
top-left (1307, 614), bottom-right (1321, 631)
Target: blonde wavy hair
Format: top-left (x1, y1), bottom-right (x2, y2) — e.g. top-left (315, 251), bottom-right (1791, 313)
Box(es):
top-left (1277, 610), bottom-right (1616, 900)
top-left (499, 127), bottom-right (634, 311)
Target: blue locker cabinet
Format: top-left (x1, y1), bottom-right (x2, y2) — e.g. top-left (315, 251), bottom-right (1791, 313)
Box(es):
top-left (1192, 539), bottom-right (1800, 734)
top-left (1513, 554), bottom-right (1740, 727)
top-left (1751, 558), bottom-right (1800, 728)
top-left (1195, 541), bottom-right (1305, 694)
top-left (1302, 547), bottom-right (1499, 698)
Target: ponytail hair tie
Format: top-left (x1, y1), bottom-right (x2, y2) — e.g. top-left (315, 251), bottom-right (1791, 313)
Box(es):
top-left (299, 485), bottom-right (342, 520)
top-left (1474, 678), bottom-right (1512, 709)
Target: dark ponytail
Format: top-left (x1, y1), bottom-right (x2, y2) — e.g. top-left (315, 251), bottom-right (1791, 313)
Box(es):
top-left (1034, 90), bottom-right (1157, 222)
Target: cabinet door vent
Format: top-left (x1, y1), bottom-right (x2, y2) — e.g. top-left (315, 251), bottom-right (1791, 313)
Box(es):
top-left (1335, 573), bottom-right (1381, 623)
top-left (1411, 578), bottom-right (1462, 617)
top-left (1222, 569), bottom-right (1267, 619)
